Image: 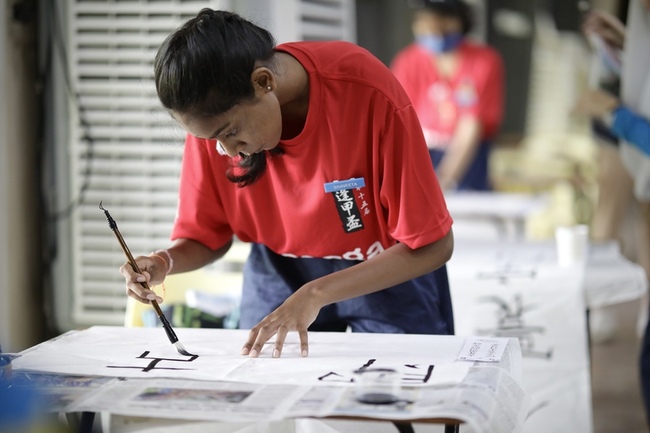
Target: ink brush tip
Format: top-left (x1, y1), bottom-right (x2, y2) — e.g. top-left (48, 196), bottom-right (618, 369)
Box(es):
top-left (174, 341), bottom-right (197, 357)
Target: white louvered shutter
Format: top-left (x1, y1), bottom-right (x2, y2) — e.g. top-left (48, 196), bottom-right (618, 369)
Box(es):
top-left (60, 0), bottom-right (356, 328)
top-left (297, 0), bottom-right (356, 41)
top-left (66, 0), bottom-right (224, 326)
top-left (234, 0), bottom-right (356, 44)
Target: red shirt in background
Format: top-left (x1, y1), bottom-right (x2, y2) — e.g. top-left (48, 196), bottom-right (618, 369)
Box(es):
top-left (391, 41), bottom-right (504, 149)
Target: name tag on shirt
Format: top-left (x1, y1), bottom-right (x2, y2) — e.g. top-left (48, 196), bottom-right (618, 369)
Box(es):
top-left (324, 178), bottom-right (366, 234)
top-left (323, 178), bottom-right (366, 193)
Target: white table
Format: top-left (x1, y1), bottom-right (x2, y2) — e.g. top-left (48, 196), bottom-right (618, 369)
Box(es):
top-left (583, 241), bottom-right (647, 308)
top-left (447, 239), bottom-right (647, 433)
top-left (444, 192), bottom-right (548, 240)
top-left (10, 328), bottom-right (526, 433)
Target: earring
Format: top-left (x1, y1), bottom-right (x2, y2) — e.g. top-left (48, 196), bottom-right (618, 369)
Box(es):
top-left (267, 86), bottom-right (272, 90)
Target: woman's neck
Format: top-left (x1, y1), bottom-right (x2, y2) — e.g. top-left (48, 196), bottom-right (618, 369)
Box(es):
top-left (275, 52), bottom-right (310, 140)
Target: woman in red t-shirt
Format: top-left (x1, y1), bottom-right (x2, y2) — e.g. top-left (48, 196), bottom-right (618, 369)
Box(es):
top-left (120, 9), bottom-right (455, 358)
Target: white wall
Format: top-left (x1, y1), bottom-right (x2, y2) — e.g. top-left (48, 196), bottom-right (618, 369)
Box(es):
top-left (0, 1), bottom-right (43, 352)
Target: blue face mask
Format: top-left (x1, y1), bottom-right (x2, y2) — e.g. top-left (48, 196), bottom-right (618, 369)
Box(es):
top-left (416, 33), bottom-right (463, 54)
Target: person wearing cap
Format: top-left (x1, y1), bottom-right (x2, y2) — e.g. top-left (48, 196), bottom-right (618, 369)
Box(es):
top-left (391, 0), bottom-right (504, 191)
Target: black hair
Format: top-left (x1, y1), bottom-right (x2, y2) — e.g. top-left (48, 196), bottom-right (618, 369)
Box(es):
top-left (154, 9), bottom-right (280, 187)
top-left (414, 0), bottom-right (474, 35)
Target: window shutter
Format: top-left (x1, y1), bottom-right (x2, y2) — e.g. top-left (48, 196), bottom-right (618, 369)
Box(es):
top-left (234, 0), bottom-right (356, 44)
top-left (65, 0), bottom-right (224, 326)
top-left (299, 0), bottom-right (356, 41)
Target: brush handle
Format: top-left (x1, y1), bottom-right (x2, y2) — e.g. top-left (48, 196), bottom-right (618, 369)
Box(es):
top-left (100, 204), bottom-right (183, 348)
top-left (151, 300), bottom-right (179, 344)
top-left (107, 219), bottom-right (179, 345)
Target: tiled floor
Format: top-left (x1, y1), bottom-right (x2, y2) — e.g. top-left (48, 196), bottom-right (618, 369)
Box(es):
top-left (591, 301), bottom-right (648, 433)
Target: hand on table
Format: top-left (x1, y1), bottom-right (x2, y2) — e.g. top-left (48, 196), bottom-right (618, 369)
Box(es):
top-left (241, 287), bottom-right (323, 358)
top-left (119, 256), bottom-right (166, 304)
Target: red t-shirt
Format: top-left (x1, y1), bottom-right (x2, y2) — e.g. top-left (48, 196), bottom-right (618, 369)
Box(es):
top-left (172, 41), bottom-right (452, 261)
top-left (391, 41), bottom-right (504, 148)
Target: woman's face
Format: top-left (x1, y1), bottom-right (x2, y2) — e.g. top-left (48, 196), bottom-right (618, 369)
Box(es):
top-left (173, 81), bottom-right (282, 157)
top-left (412, 10), bottom-right (462, 37)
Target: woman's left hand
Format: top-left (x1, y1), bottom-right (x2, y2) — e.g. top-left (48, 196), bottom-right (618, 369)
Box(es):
top-left (241, 286), bottom-right (323, 358)
top-left (239, 232), bottom-right (454, 358)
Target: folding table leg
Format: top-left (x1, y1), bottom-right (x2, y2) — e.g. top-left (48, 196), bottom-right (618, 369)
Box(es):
top-left (78, 411), bottom-right (96, 433)
top-left (392, 421), bottom-right (415, 433)
top-left (445, 423), bottom-right (460, 433)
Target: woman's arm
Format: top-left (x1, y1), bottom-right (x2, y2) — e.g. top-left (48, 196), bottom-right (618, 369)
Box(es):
top-left (119, 237), bottom-right (232, 304)
top-left (437, 50), bottom-right (503, 189)
top-left (241, 229), bottom-right (454, 358)
top-left (574, 88), bottom-right (650, 156)
top-left (611, 106), bottom-right (650, 156)
top-left (435, 116), bottom-right (482, 189)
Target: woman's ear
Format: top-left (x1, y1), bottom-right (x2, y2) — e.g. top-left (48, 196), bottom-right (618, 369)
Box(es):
top-left (251, 67), bottom-right (275, 92)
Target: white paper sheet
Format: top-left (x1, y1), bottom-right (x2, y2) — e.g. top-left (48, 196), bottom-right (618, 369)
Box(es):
top-left (13, 327), bottom-right (473, 387)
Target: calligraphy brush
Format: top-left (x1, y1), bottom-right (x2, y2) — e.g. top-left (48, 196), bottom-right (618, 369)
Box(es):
top-left (99, 202), bottom-right (196, 357)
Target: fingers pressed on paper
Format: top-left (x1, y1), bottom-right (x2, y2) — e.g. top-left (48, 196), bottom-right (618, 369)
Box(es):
top-left (250, 324), bottom-right (276, 358)
top-left (273, 326), bottom-right (289, 358)
top-left (299, 329), bottom-right (309, 357)
top-left (241, 328), bottom-right (258, 356)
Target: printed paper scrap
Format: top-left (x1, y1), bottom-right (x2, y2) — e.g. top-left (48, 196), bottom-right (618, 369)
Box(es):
top-left (457, 337), bottom-right (508, 362)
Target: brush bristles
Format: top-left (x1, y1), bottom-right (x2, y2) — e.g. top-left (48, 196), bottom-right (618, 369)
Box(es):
top-left (174, 341), bottom-right (197, 357)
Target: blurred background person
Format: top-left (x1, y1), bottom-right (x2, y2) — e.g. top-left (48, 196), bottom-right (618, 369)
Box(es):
top-left (574, 0), bottom-right (650, 425)
top-left (578, 2), bottom-right (650, 287)
top-left (574, 1), bottom-right (650, 346)
top-left (391, 0), bottom-right (504, 191)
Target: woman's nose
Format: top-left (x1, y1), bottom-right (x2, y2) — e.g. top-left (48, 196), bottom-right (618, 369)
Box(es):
top-left (220, 139), bottom-right (247, 157)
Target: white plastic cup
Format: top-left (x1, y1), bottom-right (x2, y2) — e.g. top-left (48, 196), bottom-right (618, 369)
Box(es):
top-left (555, 224), bottom-right (589, 267)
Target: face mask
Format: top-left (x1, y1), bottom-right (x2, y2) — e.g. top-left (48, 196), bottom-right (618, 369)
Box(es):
top-left (416, 32), bottom-right (463, 54)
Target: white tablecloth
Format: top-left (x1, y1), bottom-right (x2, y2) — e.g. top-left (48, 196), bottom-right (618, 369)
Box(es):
top-left (448, 240), bottom-right (592, 433)
top-left (584, 241), bottom-right (648, 308)
top-left (447, 239), bottom-right (647, 433)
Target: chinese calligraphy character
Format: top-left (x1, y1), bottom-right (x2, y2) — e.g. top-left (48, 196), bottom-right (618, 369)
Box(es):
top-left (107, 351), bottom-right (199, 373)
top-left (330, 188), bottom-right (364, 233)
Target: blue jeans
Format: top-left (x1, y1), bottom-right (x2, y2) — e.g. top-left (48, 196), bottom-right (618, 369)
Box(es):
top-left (239, 243), bottom-right (454, 335)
